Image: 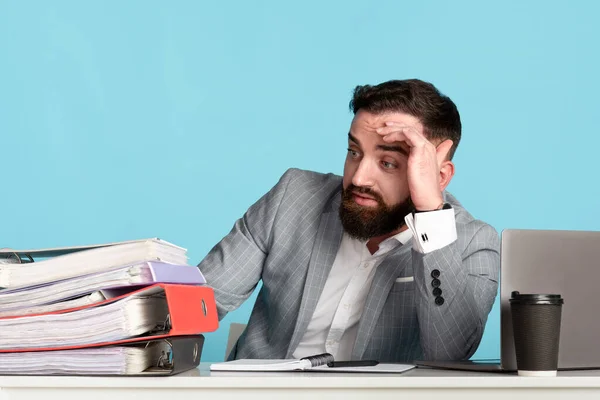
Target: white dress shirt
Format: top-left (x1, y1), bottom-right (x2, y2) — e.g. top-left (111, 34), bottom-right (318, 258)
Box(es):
top-left (293, 207), bottom-right (457, 360)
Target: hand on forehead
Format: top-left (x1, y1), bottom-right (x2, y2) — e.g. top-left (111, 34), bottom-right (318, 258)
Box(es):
top-left (351, 111), bottom-right (424, 153)
top-left (352, 110), bottom-right (423, 133)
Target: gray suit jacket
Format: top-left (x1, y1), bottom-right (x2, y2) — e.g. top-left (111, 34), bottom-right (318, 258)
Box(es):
top-left (198, 168), bottom-right (500, 362)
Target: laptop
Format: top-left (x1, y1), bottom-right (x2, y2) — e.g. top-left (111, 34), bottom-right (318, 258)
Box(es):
top-left (417, 229), bottom-right (600, 372)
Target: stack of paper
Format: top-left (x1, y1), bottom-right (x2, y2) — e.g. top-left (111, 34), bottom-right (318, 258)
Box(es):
top-left (0, 335), bottom-right (205, 375)
top-left (0, 291), bottom-right (168, 349)
top-left (0, 261), bottom-right (205, 317)
top-left (0, 238), bottom-right (188, 289)
top-left (0, 238), bottom-right (218, 375)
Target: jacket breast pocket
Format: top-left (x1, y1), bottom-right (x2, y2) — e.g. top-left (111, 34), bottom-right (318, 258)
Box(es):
top-left (390, 276), bottom-right (415, 293)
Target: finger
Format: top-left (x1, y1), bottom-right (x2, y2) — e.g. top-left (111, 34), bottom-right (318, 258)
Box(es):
top-left (376, 126), bottom-right (406, 137)
top-left (394, 126), bottom-right (430, 148)
top-left (380, 130), bottom-right (409, 144)
top-left (378, 123), bottom-right (430, 144)
top-left (435, 139), bottom-right (454, 164)
top-left (384, 121), bottom-right (414, 129)
top-left (378, 128), bottom-right (421, 148)
top-left (375, 127), bottom-right (419, 147)
top-left (384, 121), bottom-right (427, 141)
top-left (376, 123), bottom-right (416, 136)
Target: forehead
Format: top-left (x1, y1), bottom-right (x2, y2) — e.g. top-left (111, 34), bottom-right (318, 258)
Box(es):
top-left (349, 110), bottom-right (423, 145)
top-left (351, 110), bottom-right (422, 131)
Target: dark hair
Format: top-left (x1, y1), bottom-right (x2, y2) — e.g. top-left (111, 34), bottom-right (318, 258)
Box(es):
top-left (349, 79), bottom-right (461, 160)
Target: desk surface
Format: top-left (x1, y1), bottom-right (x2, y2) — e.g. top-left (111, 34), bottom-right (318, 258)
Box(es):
top-left (1, 363), bottom-right (600, 387)
top-left (2, 363), bottom-right (600, 400)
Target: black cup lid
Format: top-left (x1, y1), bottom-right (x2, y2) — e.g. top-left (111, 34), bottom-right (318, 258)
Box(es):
top-left (510, 291), bottom-right (564, 305)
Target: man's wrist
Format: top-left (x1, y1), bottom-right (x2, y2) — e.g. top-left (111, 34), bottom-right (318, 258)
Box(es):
top-left (414, 201), bottom-right (447, 213)
top-left (405, 202), bottom-right (457, 254)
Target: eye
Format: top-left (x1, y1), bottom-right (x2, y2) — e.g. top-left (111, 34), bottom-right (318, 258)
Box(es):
top-left (347, 148), bottom-right (360, 159)
top-left (381, 161), bottom-right (396, 169)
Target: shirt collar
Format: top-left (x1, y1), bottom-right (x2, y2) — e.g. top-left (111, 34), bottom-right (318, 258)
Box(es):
top-left (349, 228), bottom-right (412, 258)
top-left (387, 228), bottom-right (412, 245)
top-left (374, 228), bottom-right (412, 254)
top-left (342, 227), bottom-right (412, 258)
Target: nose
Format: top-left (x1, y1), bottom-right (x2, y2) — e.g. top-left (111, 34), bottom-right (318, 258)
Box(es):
top-left (351, 159), bottom-right (375, 188)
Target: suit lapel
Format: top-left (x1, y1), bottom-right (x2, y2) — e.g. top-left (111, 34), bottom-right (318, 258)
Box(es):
top-left (351, 243), bottom-right (413, 359)
top-left (286, 191), bottom-right (343, 357)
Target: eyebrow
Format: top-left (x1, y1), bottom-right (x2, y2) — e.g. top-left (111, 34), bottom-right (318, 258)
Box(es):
top-left (348, 132), bottom-right (408, 157)
top-left (377, 144), bottom-right (409, 157)
top-left (348, 132), bottom-right (360, 145)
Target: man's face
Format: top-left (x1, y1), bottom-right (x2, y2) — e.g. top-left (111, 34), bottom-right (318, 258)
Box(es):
top-left (339, 110), bottom-right (423, 240)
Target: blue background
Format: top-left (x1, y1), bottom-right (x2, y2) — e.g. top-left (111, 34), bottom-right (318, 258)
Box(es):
top-left (1, 1), bottom-right (599, 362)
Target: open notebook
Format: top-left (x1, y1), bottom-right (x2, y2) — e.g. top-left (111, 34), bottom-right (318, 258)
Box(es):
top-left (210, 353), bottom-right (415, 373)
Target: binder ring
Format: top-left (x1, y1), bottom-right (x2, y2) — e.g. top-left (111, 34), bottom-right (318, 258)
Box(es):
top-left (157, 351), bottom-right (169, 368)
top-left (193, 343), bottom-right (199, 362)
top-left (0, 251), bottom-right (34, 264)
top-left (150, 314), bottom-right (172, 334)
top-left (156, 339), bottom-right (174, 369)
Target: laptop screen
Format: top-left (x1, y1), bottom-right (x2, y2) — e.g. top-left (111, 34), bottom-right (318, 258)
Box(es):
top-left (500, 229), bottom-right (600, 370)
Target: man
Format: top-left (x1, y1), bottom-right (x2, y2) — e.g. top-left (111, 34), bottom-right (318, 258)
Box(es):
top-left (198, 79), bottom-right (499, 362)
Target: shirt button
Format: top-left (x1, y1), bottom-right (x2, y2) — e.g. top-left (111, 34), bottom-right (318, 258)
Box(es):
top-left (431, 269), bottom-right (441, 279)
top-left (343, 303), bottom-right (351, 310)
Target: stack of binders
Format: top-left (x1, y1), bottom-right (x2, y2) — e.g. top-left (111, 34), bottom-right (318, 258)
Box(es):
top-left (0, 238), bottom-right (219, 376)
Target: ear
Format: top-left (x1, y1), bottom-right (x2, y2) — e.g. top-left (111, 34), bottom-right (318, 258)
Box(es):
top-left (435, 139), bottom-right (455, 192)
top-left (439, 160), bottom-right (455, 192)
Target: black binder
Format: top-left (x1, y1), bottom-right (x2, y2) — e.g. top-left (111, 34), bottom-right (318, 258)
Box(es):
top-left (141, 335), bottom-right (205, 376)
top-left (0, 335), bottom-right (204, 376)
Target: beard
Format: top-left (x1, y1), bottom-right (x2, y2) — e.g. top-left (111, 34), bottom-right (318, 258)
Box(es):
top-left (339, 184), bottom-right (415, 241)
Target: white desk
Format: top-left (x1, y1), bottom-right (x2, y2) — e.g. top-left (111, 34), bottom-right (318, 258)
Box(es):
top-left (2, 364), bottom-right (600, 400)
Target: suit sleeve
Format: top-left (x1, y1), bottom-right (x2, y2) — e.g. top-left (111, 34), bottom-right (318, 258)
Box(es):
top-left (197, 169), bottom-right (294, 320)
top-left (412, 221), bottom-right (500, 360)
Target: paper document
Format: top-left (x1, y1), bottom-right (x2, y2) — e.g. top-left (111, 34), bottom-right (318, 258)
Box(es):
top-left (0, 239), bottom-right (189, 289)
top-left (310, 364), bottom-right (415, 373)
top-left (0, 238), bottom-right (186, 258)
top-left (0, 292), bottom-right (106, 318)
top-left (0, 261), bottom-right (205, 314)
top-left (0, 287), bottom-right (169, 350)
top-left (210, 357), bottom-right (415, 373)
top-left (0, 335), bottom-right (204, 376)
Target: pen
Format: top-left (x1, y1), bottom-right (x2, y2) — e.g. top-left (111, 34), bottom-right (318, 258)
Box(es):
top-left (327, 360), bottom-right (379, 368)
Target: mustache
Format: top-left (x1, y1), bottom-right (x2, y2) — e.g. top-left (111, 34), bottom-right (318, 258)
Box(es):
top-left (339, 184), bottom-right (413, 240)
top-left (344, 184), bottom-right (384, 203)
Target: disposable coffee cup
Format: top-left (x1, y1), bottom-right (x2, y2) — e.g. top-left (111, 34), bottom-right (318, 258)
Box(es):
top-left (510, 291), bottom-right (563, 377)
